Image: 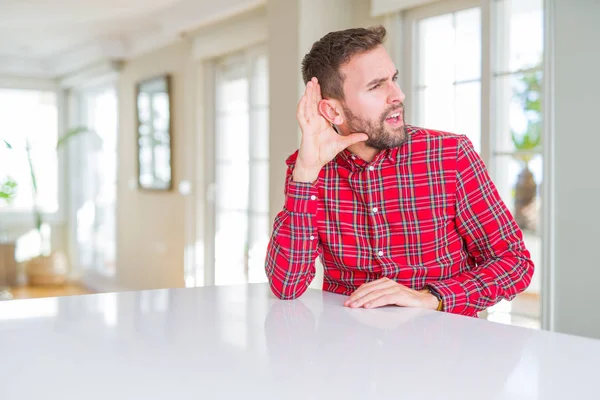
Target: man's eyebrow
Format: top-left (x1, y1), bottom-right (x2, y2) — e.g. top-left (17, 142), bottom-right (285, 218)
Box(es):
top-left (366, 70), bottom-right (399, 88)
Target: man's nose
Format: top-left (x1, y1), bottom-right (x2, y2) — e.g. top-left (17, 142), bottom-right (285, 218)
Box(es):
top-left (388, 83), bottom-right (406, 104)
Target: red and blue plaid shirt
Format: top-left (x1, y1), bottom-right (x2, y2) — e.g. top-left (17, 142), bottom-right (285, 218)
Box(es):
top-left (265, 125), bottom-right (534, 317)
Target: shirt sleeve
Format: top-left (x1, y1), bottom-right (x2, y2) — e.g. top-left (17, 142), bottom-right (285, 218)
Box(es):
top-left (426, 136), bottom-right (535, 316)
top-left (265, 156), bottom-right (322, 299)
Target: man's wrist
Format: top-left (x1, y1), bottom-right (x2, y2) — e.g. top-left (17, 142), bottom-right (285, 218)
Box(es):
top-left (420, 289), bottom-right (442, 311)
top-left (292, 163), bottom-right (321, 183)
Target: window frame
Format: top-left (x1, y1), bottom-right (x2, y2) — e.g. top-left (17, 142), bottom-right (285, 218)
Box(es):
top-left (400, 0), bottom-right (549, 327)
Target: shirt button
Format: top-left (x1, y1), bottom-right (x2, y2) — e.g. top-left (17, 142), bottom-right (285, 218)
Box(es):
top-left (310, 195), bottom-right (317, 200)
top-left (372, 207), bottom-right (378, 213)
top-left (378, 250), bottom-right (384, 257)
top-left (369, 166), bottom-right (375, 171)
top-left (309, 235), bottom-right (315, 240)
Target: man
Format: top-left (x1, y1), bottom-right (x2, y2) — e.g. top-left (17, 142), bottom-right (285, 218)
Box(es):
top-left (264, 26), bottom-right (534, 317)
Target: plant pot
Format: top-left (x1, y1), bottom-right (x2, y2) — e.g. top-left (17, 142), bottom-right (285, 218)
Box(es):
top-left (25, 252), bottom-right (68, 286)
top-left (514, 164), bottom-right (537, 232)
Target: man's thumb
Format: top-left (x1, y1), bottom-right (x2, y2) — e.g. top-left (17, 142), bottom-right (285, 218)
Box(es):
top-left (344, 132), bottom-right (368, 147)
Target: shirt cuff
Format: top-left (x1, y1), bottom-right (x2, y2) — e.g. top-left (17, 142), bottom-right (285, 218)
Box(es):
top-left (284, 178), bottom-right (320, 215)
top-left (426, 280), bottom-right (468, 315)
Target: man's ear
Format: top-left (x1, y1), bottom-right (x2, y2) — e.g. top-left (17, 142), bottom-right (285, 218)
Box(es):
top-left (318, 99), bottom-right (344, 126)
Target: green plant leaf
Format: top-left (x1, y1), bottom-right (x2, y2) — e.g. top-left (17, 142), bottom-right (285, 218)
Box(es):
top-left (0, 176), bottom-right (18, 204)
top-left (56, 126), bottom-right (89, 150)
top-left (2, 139), bottom-right (11, 149)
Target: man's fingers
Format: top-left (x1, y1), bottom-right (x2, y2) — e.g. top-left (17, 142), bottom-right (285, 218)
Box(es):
top-left (315, 79), bottom-right (322, 102)
top-left (296, 95), bottom-right (307, 126)
top-left (304, 81), bottom-right (314, 120)
top-left (344, 278), bottom-right (387, 304)
top-left (338, 133), bottom-right (368, 151)
top-left (350, 287), bottom-right (399, 309)
top-left (363, 293), bottom-right (399, 309)
top-left (344, 278), bottom-right (395, 305)
top-left (312, 78), bottom-right (321, 116)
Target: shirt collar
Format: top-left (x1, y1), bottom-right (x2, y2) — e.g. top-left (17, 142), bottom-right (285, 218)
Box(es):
top-left (334, 125), bottom-right (419, 169)
top-left (336, 144), bottom-right (400, 170)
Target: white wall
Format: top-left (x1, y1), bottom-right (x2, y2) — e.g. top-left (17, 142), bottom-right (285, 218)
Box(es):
top-left (552, 0), bottom-right (600, 339)
top-left (115, 40), bottom-right (191, 290)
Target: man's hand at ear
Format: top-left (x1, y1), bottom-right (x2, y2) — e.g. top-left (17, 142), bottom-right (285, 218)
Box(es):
top-left (293, 77), bottom-right (368, 183)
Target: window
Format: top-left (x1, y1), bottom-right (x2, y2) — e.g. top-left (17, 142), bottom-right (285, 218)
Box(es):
top-left (0, 89), bottom-right (58, 213)
top-left (414, 7), bottom-right (482, 152)
top-left (212, 49), bottom-right (269, 285)
top-left (71, 87), bottom-right (118, 275)
top-left (405, 0), bottom-right (544, 327)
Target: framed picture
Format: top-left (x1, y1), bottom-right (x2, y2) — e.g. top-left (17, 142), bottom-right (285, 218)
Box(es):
top-left (136, 74), bottom-right (173, 191)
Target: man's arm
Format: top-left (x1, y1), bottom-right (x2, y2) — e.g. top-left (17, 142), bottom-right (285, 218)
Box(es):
top-left (266, 77), bottom-right (367, 299)
top-left (265, 157), bottom-right (322, 299)
top-left (426, 136), bottom-right (535, 316)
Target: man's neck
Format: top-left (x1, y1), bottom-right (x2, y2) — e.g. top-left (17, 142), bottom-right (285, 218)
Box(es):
top-left (346, 142), bottom-right (380, 163)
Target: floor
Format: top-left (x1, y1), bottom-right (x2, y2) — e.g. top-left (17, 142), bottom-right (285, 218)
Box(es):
top-left (485, 292), bottom-right (541, 329)
top-left (6, 283), bottom-right (93, 299)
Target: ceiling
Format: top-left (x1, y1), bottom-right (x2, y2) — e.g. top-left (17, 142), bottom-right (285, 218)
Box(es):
top-left (0, 0), bottom-right (263, 78)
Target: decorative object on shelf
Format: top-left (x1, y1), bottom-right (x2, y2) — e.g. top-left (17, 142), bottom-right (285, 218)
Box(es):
top-left (511, 67), bottom-right (542, 232)
top-left (136, 74), bottom-right (173, 191)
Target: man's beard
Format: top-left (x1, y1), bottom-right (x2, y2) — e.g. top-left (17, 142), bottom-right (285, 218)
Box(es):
top-left (342, 103), bottom-right (407, 150)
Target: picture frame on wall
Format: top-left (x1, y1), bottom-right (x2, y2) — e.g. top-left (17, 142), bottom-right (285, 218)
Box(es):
top-left (136, 74), bottom-right (173, 191)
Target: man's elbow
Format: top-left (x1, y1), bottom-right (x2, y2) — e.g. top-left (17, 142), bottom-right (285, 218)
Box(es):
top-left (525, 257), bottom-right (535, 286)
top-left (517, 255), bottom-right (535, 291)
top-left (267, 279), bottom-right (311, 300)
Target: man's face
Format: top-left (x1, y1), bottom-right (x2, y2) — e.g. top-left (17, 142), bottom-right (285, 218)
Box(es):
top-left (338, 45), bottom-right (407, 150)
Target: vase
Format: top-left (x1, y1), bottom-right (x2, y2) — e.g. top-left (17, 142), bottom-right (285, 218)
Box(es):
top-left (514, 164), bottom-right (537, 232)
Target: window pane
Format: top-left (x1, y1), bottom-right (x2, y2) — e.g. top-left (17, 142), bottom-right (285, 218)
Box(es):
top-left (494, 0), bottom-right (544, 73)
top-left (250, 161), bottom-right (269, 214)
top-left (215, 210), bottom-right (248, 285)
top-left (216, 161), bottom-right (249, 211)
top-left (455, 8), bottom-right (481, 82)
top-left (415, 8), bottom-right (482, 153)
top-left (419, 84), bottom-right (455, 132)
top-left (76, 88), bottom-right (117, 275)
top-left (216, 113), bottom-right (250, 162)
top-left (251, 54), bottom-right (269, 107)
top-left (0, 89), bottom-right (58, 213)
top-left (492, 154), bottom-right (542, 232)
top-left (418, 14), bottom-right (454, 86)
top-left (250, 108), bottom-right (269, 161)
top-left (493, 71), bottom-right (542, 153)
top-left (211, 50), bottom-right (269, 287)
top-left (248, 214), bottom-right (269, 283)
top-left (217, 76), bottom-right (249, 113)
top-left (455, 82), bottom-right (481, 153)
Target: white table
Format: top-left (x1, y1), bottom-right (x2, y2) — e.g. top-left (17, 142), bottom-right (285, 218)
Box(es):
top-left (0, 284), bottom-right (598, 399)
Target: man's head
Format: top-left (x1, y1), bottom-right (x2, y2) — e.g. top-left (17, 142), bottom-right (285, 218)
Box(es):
top-left (301, 26), bottom-right (407, 150)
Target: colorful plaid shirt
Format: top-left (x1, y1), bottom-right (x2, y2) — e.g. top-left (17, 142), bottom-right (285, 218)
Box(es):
top-left (265, 125), bottom-right (534, 317)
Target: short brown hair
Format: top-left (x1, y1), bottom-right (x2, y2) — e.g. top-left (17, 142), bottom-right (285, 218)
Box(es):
top-left (301, 26), bottom-right (387, 100)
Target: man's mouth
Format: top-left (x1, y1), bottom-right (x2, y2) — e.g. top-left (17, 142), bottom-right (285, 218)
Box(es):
top-left (385, 110), bottom-right (403, 125)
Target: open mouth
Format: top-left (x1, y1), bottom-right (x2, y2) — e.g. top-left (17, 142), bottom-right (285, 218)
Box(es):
top-left (385, 111), bottom-right (403, 125)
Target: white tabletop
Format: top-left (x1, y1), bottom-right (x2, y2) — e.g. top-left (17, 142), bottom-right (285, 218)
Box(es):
top-left (0, 284), bottom-right (598, 399)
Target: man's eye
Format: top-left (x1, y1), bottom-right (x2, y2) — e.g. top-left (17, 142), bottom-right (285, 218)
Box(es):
top-left (370, 84), bottom-right (381, 91)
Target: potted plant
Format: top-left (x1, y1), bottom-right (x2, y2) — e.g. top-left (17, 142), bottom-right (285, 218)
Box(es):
top-left (511, 68), bottom-right (542, 232)
top-left (1, 127), bottom-right (97, 286)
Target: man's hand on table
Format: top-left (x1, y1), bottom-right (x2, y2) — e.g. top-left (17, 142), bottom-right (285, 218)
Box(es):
top-left (343, 277), bottom-right (439, 311)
